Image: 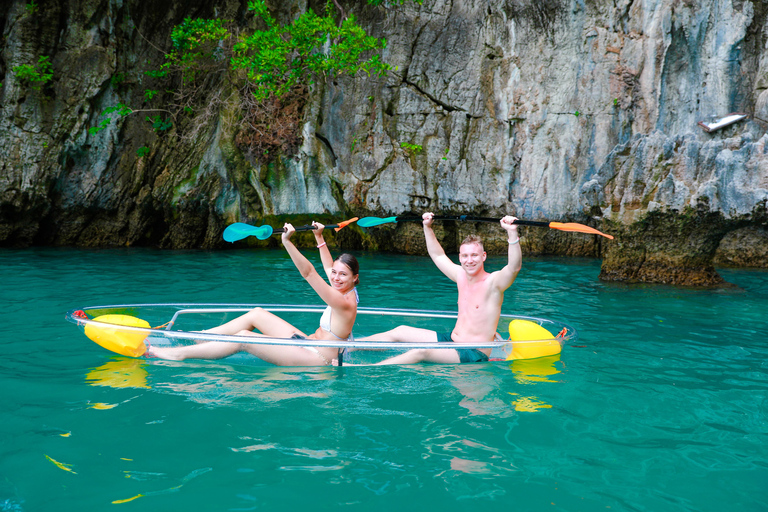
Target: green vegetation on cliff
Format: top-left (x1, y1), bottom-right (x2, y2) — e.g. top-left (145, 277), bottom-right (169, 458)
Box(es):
top-left (90, 0), bottom-right (397, 162)
top-left (12, 55), bottom-right (53, 91)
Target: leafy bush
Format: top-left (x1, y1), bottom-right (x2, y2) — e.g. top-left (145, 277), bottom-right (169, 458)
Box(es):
top-left (91, 0), bottom-right (409, 162)
top-left (13, 56), bottom-right (53, 90)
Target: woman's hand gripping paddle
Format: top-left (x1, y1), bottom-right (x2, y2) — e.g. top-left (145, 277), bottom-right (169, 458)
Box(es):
top-left (223, 217), bottom-right (359, 242)
top-left (357, 215), bottom-right (613, 239)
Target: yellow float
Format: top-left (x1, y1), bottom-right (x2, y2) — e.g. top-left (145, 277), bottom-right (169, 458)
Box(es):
top-left (84, 314), bottom-right (150, 357)
top-left (506, 319), bottom-right (562, 360)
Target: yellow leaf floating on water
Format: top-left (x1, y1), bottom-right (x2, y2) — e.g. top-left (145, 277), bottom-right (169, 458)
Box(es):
top-left (45, 455), bottom-right (77, 474)
top-left (90, 402), bottom-right (117, 410)
top-left (112, 494), bottom-right (143, 504)
top-left (112, 467), bottom-right (210, 503)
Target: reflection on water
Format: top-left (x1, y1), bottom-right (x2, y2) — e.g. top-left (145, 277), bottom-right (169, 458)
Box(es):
top-left (91, 357), bottom-right (564, 418)
top-left (86, 358), bottom-right (150, 389)
top-left (86, 348), bottom-right (565, 419)
top-left (509, 355), bottom-right (561, 384)
top-left (507, 355), bottom-right (561, 411)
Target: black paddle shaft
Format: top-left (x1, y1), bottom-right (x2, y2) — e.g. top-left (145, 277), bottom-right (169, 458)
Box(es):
top-left (272, 223), bottom-right (343, 235)
top-left (396, 215), bottom-right (549, 228)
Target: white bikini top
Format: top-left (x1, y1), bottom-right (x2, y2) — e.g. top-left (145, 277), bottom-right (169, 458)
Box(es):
top-left (319, 287), bottom-right (359, 340)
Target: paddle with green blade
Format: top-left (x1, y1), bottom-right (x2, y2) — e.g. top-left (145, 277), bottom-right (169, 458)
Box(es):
top-left (223, 217), bottom-right (359, 242)
top-left (357, 215), bottom-right (613, 239)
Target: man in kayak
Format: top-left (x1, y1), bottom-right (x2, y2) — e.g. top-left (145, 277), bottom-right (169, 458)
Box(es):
top-left (357, 211), bottom-right (521, 364)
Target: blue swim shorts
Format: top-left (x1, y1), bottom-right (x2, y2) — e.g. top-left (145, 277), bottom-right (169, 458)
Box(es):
top-left (436, 332), bottom-right (489, 363)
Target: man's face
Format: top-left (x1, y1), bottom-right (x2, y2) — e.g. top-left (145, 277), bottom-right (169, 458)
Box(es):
top-left (458, 242), bottom-right (486, 275)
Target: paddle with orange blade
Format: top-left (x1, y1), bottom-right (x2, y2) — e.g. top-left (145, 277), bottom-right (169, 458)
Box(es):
top-left (223, 217), bottom-right (359, 242)
top-left (357, 215), bottom-right (613, 239)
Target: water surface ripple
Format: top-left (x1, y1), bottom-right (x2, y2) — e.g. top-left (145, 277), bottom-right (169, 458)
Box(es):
top-left (1, 248), bottom-right (766, 511)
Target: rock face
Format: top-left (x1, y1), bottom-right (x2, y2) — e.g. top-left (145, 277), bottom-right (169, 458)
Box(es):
top-left (1, 0), bottom-right (767, 284)
top-left (714, 225), bottom-right (768, 267)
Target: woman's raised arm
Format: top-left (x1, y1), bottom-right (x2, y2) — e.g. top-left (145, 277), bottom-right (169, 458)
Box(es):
top-left (281, 223), bottom-right (348, 309)
top-left (312, 221), bottom-right (335, 280)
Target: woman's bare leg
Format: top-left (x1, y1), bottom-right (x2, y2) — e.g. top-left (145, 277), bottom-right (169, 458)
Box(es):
top-left (239, 343), bottom-right (335, 366)
top-left (148, 307), bottom-right (298, 361)
top-left (204, 307), bottom-right (299, 338)
top-left (147, 340), bottom-right (247, 361)
top-left (148, 340), bottom-right (335, 366)
top-left (147, 329), bottom-right (336, 366)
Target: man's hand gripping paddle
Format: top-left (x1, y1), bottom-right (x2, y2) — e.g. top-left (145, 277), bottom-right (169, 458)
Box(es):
top-left (356, 215), bottom-right (613, 239)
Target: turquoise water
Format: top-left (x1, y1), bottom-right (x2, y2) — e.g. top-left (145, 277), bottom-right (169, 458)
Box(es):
top-left (1, 247), bottom-right (767, 511)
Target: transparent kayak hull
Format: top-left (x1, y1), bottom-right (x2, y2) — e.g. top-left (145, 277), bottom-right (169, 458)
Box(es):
top-left (65, 303), bottom-right (578, 366)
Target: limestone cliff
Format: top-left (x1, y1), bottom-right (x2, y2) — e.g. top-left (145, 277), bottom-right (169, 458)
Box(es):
top-left (1, 0), bottom-right (767, 285)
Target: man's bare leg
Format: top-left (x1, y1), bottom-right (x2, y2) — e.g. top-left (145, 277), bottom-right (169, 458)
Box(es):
top-left (372, 347), bottom-right (461, 365)
top-left (348, 327), bottom-right (462, 365)
top-left (356, 326), bottom-right (438, 343)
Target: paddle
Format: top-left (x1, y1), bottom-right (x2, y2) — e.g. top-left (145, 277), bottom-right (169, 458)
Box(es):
top-left (357, 215), bottom-right (613, 239)
top-left (223, 217), bottom-right (359, 242)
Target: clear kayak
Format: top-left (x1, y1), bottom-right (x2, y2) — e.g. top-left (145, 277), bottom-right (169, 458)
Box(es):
top-left (65, 303), bottom-right (578, 366)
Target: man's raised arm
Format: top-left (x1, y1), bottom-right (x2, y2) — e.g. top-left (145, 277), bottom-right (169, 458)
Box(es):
top-left (422, 212), bottom-right (460, 282)
top-left (491, 215), bottom-right (522, 291)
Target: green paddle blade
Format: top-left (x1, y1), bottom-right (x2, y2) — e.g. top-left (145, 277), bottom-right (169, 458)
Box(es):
top-left (223, 223), bottom-right (274, 242)
top-left (357, 216), bottom-right (399, 228)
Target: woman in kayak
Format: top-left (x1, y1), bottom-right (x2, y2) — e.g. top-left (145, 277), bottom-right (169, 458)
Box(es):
top-left (147, 221), bottom-right (359, 366)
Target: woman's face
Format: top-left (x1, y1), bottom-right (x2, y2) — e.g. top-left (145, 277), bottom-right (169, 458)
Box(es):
top-left (330, 261), bottom-right (357, 291)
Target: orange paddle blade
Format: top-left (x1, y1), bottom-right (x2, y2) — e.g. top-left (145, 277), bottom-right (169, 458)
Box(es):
top-left (548, 222), bottom-right (614, 239)
top-left (334, 217), bottom-right (358, 232)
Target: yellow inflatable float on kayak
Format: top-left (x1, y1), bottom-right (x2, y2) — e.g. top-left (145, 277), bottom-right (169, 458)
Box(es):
top-left (82, 313), bottom-right (150, 357)
top-left (505, 319), bottom-right (563, 360)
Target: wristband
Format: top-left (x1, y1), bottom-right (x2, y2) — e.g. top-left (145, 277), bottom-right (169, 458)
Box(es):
top-left (508, 238), bottom-right (520, 245)
top-left (317, 242), bottom-right (327, 248)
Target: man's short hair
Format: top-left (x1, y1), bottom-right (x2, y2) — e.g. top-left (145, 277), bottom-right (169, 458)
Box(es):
top-left (460, 234), bottom-right (484, 251)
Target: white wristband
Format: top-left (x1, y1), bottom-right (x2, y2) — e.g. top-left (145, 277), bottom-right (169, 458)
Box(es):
top-left (508, 238), bottom-right (520, 245)
top-left (317, 242), bottom-right (327, 248)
